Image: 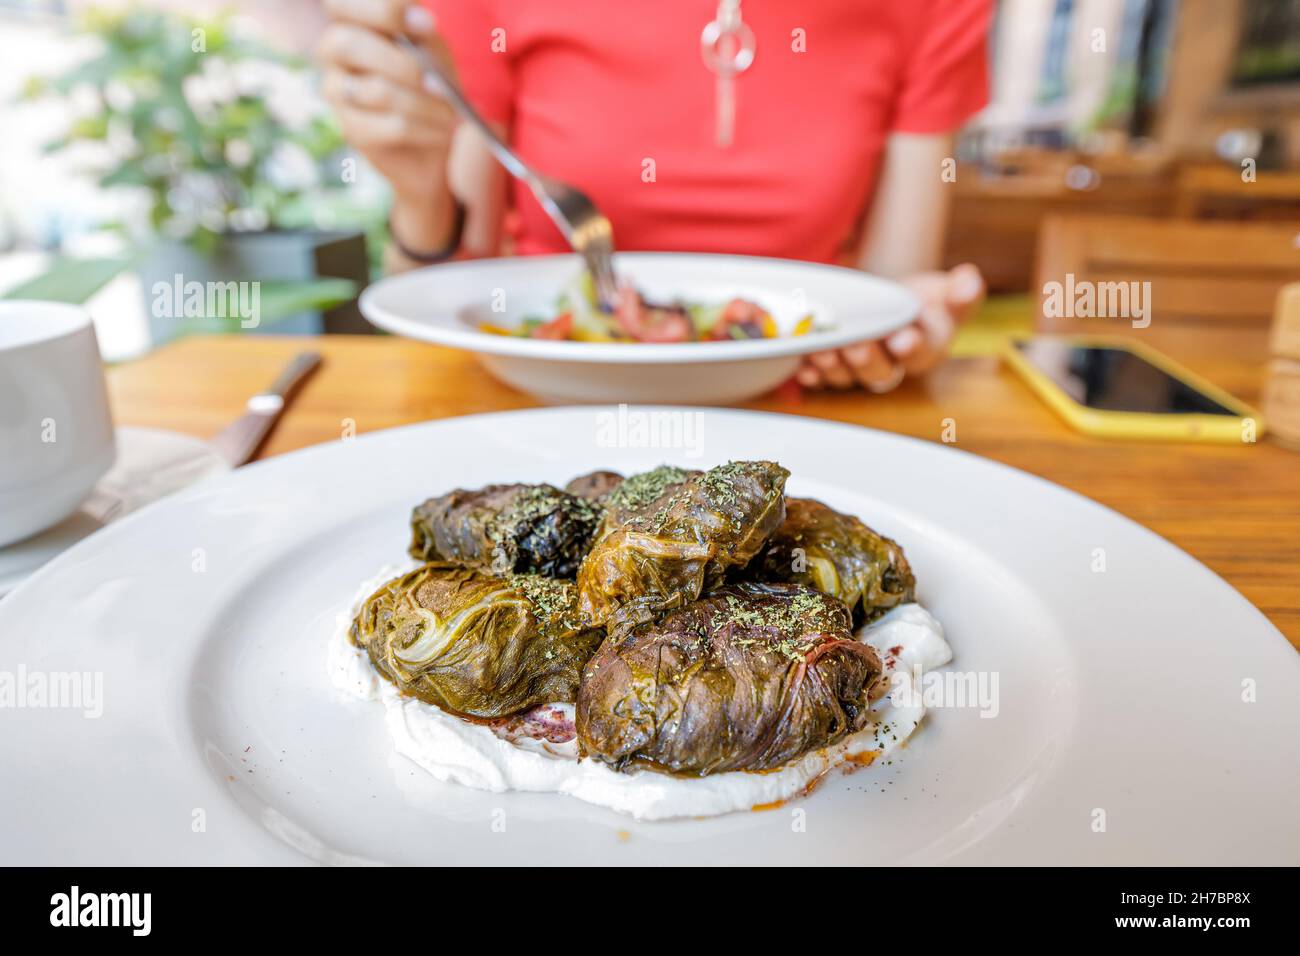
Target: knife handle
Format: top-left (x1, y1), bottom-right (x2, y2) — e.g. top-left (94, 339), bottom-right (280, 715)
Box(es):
top-left (211, 352), bottom-right (323, 467)
top-left (266, 351), bottom-right (323, 402)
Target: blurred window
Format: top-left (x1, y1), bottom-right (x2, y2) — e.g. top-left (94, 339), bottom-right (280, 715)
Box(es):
top-left (1037, 0), bottom-right (1075, 103)
top-left (0, 1), bottom-right (70, 14)
top-left (1232, 0), bottom-right (1300, 86)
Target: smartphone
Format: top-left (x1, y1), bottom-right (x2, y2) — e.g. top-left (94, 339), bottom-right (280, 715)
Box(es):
top-left (1003, 335), bottom-right (1263, 442)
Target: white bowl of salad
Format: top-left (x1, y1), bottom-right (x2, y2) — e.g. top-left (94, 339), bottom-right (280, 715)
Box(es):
top-left (360, 252), bottom-right (918, 404)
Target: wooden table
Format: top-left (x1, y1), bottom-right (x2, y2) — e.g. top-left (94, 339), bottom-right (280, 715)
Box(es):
top-left (107, 328), bottom-right (1300, 647)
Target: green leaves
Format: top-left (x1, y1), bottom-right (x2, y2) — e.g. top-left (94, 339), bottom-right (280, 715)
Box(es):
top-left (577, 582), bottom-right (882, 775)
top-left (577, 461), bottom-right (790, 633)
top-left (254, 278), bottom-right (358, 325)
top-left (168, 276), bottom-right (359, 334)
top-left (26, 6), bottom-right (355, 247)
top-left (0, 257), bottom-right (133, 305)
top-left (410, 483), bottom-right (602, 578)
top-left (10, 7), bottom-right (368, 336)
top-left (351, 564), bottom-right (605, 719)
top-left (2, 260), bottom-right (354, 337)
top-left (748, 498), bottom-right (916, 625)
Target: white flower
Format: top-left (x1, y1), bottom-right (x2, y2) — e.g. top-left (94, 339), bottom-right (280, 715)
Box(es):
top-left (264, 141), bottom-right (318, 192)
top-left (224, 138), bottom-right (253, 168)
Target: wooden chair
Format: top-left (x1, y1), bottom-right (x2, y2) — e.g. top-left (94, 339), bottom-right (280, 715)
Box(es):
top-left (1175, 164), bottom-right (1300, 221)
top-left (945, 162), bottom-right (1176, 293)
top-left (1033, 215), bottom-right (1300, 330)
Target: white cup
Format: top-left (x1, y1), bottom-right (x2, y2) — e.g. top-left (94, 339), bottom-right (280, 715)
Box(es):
top-left (0, 301), bottom-right (116, 547)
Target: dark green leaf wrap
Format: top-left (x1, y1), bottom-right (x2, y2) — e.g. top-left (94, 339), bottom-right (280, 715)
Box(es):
top-left (594, 464), bottom-right (698, 528)
top-left (350, 562), bottom-right (604, 718)
top-left (409, 483), bottom-right (601, 578)
top-left (749, 498), bottom-right (915, 623)
top-left (576, 582), bottom-right (882, 775)
top-left (576, 461), bottom-right (788, 631)
top-left (563, 470), bottom-right (625, 503)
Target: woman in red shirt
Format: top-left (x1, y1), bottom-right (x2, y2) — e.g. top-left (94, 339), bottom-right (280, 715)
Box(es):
top-left (319, 0), bottom-right (990, 391)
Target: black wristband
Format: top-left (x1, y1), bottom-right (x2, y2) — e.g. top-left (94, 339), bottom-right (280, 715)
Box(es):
top-left (389, 200), bottom-right (466, 264)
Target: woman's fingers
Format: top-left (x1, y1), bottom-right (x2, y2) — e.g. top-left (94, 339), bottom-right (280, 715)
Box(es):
top-left (944, 262), bottom-right (985, 323)
top-left (886, 310), bottom-right (951, 376)
top-left (885, 322), bottom-right (933, 375)
top-left (321, 64), bottom-right (453, 148)
top-left (330, 101), bottom-right (452, 149)
top-left (321, 0), bottom-right (427, 36)
top-left (322, 69), bottom-right (453, 124)
top-left (317, 22), bottom-right (425, 90)
top-left (799, 344), bottom-right (904, 392)
top-left (799, 264), bottom-right (987, 392)
top-left (810, 349), bottom-right (856, 389)
top-left (319, 1), bottom-right (460, 84)
top-left (319, 1), bottom-right (462, 233)
top-left (841, 341), bottom-right (904, 391)
top-left (885, 264), bottom-right (986, 375)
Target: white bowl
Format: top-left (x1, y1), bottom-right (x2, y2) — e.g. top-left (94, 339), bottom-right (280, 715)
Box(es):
top-left (0, 302), bottom-right (116, 547)
top-left (359, 252), bottom-right (919, 403)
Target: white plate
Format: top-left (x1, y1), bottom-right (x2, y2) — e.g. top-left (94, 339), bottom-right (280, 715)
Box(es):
top-left (359, 253), bottom-right (918, 403)
top-left (0, 408), bottom-right (1295, 865)
top-left (0, 427), bottom-right (229, 595)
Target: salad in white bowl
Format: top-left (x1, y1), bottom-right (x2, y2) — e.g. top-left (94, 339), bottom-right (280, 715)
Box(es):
top-left (359, 252), bottom-right (918, 404)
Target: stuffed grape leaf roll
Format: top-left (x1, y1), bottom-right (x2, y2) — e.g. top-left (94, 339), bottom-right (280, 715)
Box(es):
top-left (595, 464), bottom-right (699, 528)
top-left (563, 465), bottom-right (699, 524)
top-left (576, 582), bottom-right (883, 775)
top-left (409, 483), bottom-right (601, 578)
top-left (748, 497), bottom-right (915, 623)
top-left (563, 470), bottom-right (624, 503)
top-left (576, 460), bottom-right (788, 631)
top-left (350, 562), bottom-right (603, 719)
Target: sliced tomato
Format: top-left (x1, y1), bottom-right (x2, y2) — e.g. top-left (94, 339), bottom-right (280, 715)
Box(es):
top-left (641, 308), bottom-right (694, 343)
top-left (708, 298), bottom-right (767, 340)
top-left (613, 285), bottom-right (646, 339)
top-left (529, 311), bottom-right (574, 340)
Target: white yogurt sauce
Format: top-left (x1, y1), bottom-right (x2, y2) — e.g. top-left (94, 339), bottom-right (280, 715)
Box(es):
top-left (329, 566), bottom-right (953, 820)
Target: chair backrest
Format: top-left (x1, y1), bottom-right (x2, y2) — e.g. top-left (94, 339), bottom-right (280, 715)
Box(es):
top-left (1175, 165), bottom-right (1300, 221)
top-left (1034, 215), bottom-right (1300, 330)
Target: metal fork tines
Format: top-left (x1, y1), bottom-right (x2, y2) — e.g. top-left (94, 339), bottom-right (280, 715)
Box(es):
top-left (552, 190), bottom-right (617, 306)
top-left (395, 34), bottom-right (619, 310)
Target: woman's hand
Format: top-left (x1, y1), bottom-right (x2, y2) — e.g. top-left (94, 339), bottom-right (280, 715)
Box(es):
top-left (797, 263), bottom-right (985, 392)
top-left (318, 0), bottom-right (460, 252)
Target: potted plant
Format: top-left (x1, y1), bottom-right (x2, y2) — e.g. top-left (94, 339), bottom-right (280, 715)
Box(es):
top-left (16, 6), bottom-right (383, 340)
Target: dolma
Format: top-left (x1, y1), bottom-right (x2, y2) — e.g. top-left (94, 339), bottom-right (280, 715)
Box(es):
top-left (563, 470), bottom-right (624, 503)
top-left (409, 483), bottom-right (600, 578)
top-left (595, 464), bottom-right (698, 528)
top-left (350, 562), bottom-right (603, 719)
top-left (576, 460), bottom-right (788, 631)
top-left (577, 582), bottom-right (883, 775)
top-left (749, 497), bottom-right (915, 622)
top-left (563, 465), bottom-right (698, 523)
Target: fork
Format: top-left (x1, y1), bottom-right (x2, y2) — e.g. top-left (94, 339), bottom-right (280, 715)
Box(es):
top-left (395, 34), bottom-right (619, 310)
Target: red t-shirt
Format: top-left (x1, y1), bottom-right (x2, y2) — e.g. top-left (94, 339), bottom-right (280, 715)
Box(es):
top-left (426, 0), bottom-right (991, 263)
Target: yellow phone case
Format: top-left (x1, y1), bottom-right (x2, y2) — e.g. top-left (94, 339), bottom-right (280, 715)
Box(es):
top-left (1003, 334), bottom-right (1264, 443)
